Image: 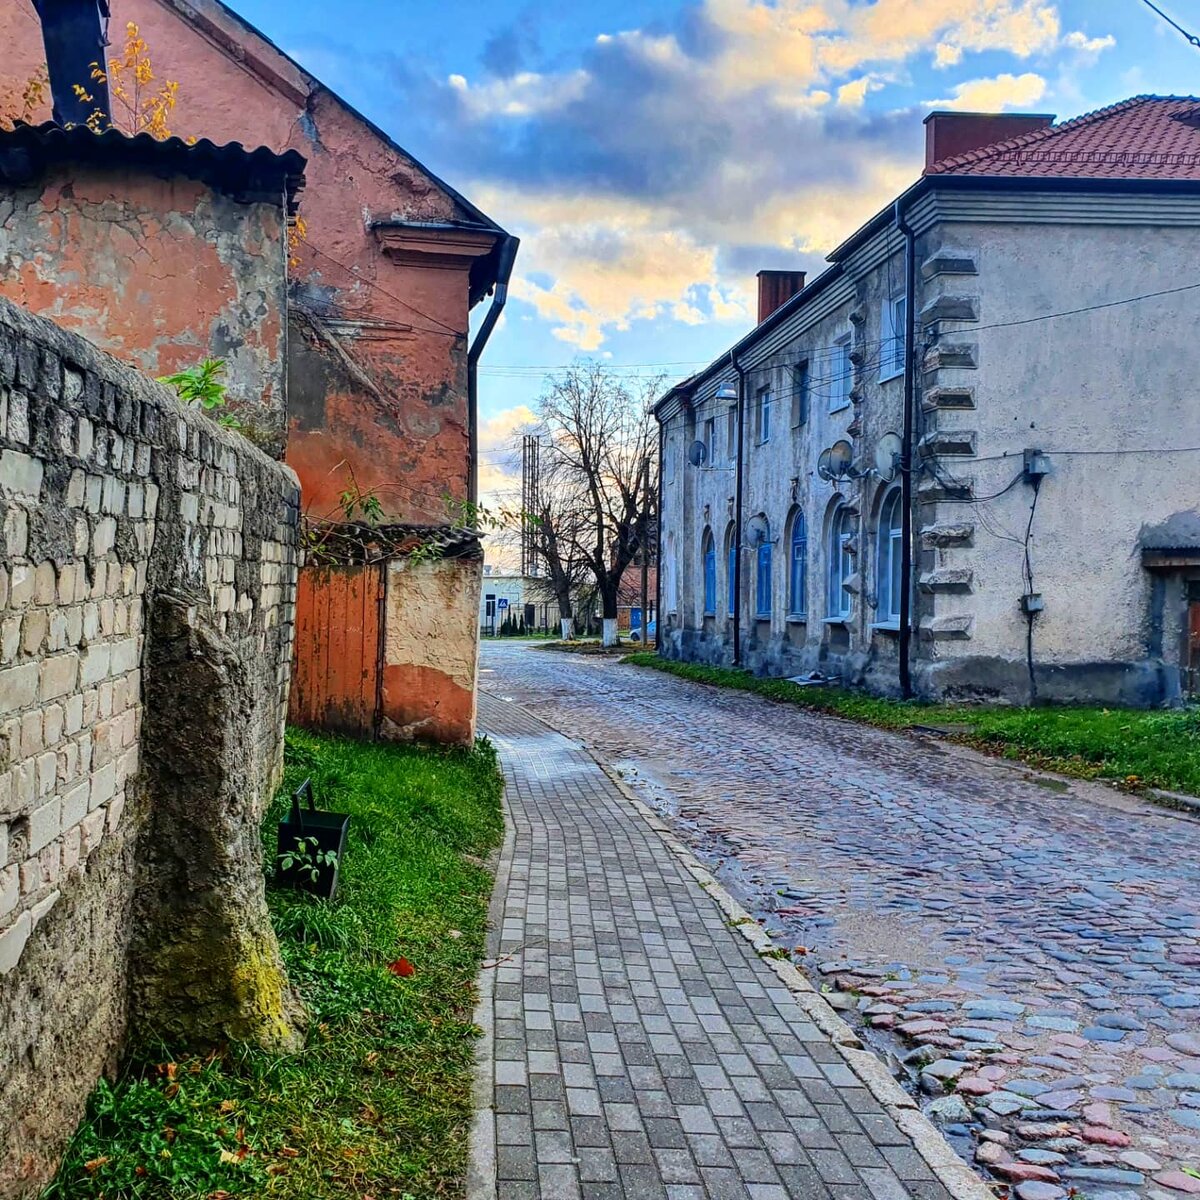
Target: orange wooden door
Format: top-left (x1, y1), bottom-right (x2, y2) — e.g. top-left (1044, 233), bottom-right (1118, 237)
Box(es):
top-left (290, 564), bottom-right (384, 737)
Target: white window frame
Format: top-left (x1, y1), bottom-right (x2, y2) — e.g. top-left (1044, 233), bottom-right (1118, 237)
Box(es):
top-left (703, 417), bottom-right (716, 467)
top-left (792, 361), bottom-right (810, 428)
top-left (879, 294), bottom-right (906, 383)
top-left (756, 387), bottom-right (772, 444)
top-left (727, 405), bottom-right (737, 462)
top-left (829, 336), bottom-right (853, 413)
top-left (826, 506), bottom-right (854, 621)
top-left (874, 488), bottom-right (903, 628)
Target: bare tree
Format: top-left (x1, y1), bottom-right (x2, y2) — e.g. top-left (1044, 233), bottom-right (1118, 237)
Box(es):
top-left (534, 363), bottom-right (659, 646)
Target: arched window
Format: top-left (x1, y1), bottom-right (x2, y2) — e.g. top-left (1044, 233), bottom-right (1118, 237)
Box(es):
top-left (877, 488), bottom-right (903, 625)
top-left (827, 504), bottom-right (854, 620)
top-left (702, 529), bottom-right (716, 616)
top-left (789, 511), bottom-right (807, 617)
top-left (755, 519), bottom-right (772, 619)
top-left (726, 525), bottom-right (737, 618)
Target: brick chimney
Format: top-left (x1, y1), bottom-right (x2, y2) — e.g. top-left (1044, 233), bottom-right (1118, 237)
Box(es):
top-left (757, 270), bottom-right (806, 323)
top-left (924, 111), bottom-right (1055, 171)
top-left (31, 0), bottom-right (112, 127)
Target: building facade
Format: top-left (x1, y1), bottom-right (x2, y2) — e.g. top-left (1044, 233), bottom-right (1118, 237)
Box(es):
top-left (657, 98), bottom-right (1200, 706)
top-left (0, 0), bottom-right (517, 743)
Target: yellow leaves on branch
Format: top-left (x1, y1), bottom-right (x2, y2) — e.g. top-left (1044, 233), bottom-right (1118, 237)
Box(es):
top-left (0, 65), bottom-right (48, 132)
top-left (91, 23), bottom-right (188, 141)
top-left (0, 23), bottom-right (189, 141)
top-left (288, 215), bottom-right (309, 270)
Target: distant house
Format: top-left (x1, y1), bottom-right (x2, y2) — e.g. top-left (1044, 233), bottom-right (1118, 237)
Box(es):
top-left (479, 570), bottom-right (556, 635)
top-left (657, 97), bottom-right (1200, 706)
top-left (1, 0), bottom-right (517, 744)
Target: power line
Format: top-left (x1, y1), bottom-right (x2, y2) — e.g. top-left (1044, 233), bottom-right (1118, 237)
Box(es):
top-left (1140, 0), bottom-right (1200, 48)
top-left (297, 237), bottom-right (466, 340)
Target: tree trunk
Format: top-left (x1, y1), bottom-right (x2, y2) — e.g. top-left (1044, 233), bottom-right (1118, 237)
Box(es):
top-left (131, 594), bottom-right (304, 1052)
top-left (560, 617), bottom-right (574, 640)
top-left (600, 583), bottom-right (619, 647)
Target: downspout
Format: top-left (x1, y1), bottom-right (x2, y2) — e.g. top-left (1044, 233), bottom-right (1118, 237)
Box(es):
top-left (466, 234), bottom-right (519, 506)
top-left (655, 418), bottom-right (664, 654)
top-left (895, 199), bottom-right (917, 699)
top-left (731, 353), bottom-right (747, 668)
top-left (32, 0), bottom-right (112, 127)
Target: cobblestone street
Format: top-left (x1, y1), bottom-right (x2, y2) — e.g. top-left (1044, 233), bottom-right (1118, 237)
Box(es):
top-left (480, 643), bottom-right (1200, 1200)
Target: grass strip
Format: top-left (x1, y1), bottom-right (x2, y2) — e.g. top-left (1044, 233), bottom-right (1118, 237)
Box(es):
top-left (623, 652), bottom-right (1200, 798)
top-left (47, 728), bottom-right (504, 1200)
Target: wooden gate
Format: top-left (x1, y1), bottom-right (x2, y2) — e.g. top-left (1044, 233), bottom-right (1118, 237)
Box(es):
top-left (290, 563), bottom-right (385, 738)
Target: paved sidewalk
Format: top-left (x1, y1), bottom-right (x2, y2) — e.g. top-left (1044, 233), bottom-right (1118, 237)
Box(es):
top-left (476, 693), bottom-right (965, 1200)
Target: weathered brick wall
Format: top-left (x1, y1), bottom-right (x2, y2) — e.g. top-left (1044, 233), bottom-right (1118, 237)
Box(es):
top-left (0, 296), bottom-right (299, 1195)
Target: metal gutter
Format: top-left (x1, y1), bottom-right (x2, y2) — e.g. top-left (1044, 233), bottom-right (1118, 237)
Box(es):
top-left (731, 354), bottom-right (747, 668)
top-left (467, 234), bottom-right (520, 505)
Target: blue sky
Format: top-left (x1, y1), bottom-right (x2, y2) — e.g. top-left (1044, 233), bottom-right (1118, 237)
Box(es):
top-left (228, 0), bottom-right (1200, 496)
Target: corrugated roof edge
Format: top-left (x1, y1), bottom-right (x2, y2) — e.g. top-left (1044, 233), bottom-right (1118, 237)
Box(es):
top-left (0, 120), bottom-right (307, 212)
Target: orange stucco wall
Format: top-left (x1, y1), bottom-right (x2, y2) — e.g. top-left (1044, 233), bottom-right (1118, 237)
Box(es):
top-left (0, 0), bottom-right (481, 521)
top-left (0, 163), bottom-right (288, 452)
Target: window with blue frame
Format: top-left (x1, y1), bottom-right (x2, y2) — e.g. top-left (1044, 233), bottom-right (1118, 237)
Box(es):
top-left (789, 510), bottom-right (807, 616)
top-left (755, 522), bottom-right (772, 618)
top-left (726, 526), bottom-right (737, 618)
top-left (702, 529), bottom-right (717, 616)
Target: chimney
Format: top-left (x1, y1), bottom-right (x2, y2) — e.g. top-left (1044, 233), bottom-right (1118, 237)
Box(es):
top-left (757, 270), bottom-right (806, 323)
top-left (924, 110), bottom-right (1055, 171)
top-left (32, 0), bottom-right (112, 128)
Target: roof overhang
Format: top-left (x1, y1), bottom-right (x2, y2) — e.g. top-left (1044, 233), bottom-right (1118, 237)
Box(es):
top-left (0, 121), bottom-right (306, 213)
top-left (370, 220), bottom-right (505, 308)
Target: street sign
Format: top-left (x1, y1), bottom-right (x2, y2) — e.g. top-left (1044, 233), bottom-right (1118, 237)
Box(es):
top-left (497, 598), bottom-right (509, 610)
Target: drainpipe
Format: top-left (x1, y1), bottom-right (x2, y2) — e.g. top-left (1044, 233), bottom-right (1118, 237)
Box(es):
top-left (466, 234), bottom-right (519, 506)
top-left (655, 419), bottom-right (664, 654)
top-left (895, 199), bottom-right (917, 699)
top-left (731, 353), bottom-right (747, 667)
top-left (32, 0), bottom-right (112, 128)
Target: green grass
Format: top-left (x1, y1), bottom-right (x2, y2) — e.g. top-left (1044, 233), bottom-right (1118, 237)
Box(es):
top-left (46, 728), bottom-right (504, 1200)
top-left (623, 652), bottom-right (1200, 798)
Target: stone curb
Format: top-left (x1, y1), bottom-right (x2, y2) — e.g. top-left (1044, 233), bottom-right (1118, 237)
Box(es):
top-left (597, 758), bottom-right (997, 1200)
top-left (466, 816), bottom-right (515, 1200)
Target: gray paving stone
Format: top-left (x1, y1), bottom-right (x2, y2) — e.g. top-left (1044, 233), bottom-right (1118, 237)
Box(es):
top-left (478, 689), bottom-right (963, 1200)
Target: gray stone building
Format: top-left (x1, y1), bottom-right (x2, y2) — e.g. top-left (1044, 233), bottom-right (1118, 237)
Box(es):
top-left (655, 97), bottom-right (1200, 706)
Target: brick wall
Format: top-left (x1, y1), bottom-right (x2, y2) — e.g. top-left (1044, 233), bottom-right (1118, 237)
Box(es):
top-left (0, 295), bottom-right (299, 1193)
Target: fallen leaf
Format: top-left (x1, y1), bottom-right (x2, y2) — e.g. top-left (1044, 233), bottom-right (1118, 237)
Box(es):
top-left (278, 1147), bottom-right (300, 1159)
top-left (163, 1083), bottom-right (180, 1100)
top-left (388, 957), bottom-right (415, 978)
top-left (219, 1100), bottom-right (237, 1114)
top-left (266, 1164), bottom-right (289, 1176)
top-left (83, 1157), bottom-right (110, 1174)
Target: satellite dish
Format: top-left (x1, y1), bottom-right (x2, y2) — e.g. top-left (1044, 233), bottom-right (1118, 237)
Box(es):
top-left (817, 448), bottom-right (834, 481)
top-left (829, 440), bottom-right (854, 478)
top-left (874, 432), bottom-right (903, 482)
top-left (746, 513), bottom-right (770, 546)
top-left (688, 440), bottom-right (708, 467)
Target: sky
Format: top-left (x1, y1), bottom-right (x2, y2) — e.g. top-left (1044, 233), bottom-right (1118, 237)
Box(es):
top-left (228, 0), bottom-right (1200, 526)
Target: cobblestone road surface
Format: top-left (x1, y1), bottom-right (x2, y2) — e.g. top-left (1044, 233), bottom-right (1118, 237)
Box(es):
top-left (477, 692), bottom-right (959, 1200)
top-left (479, 643), bottom-right (1200, 1200)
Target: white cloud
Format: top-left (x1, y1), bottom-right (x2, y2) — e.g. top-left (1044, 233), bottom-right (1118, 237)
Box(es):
top-left (927, 71), bottom-right (1048, 111)
top-left (439, 0), bottom-right (1095, 348)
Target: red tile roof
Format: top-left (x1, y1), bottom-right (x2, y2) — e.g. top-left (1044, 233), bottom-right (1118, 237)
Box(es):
top-left (925, 95), bottom-right (1200, 179)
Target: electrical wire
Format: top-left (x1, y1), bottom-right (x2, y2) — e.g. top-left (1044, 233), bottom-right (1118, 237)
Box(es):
top-left (297, 237), bottom-right (467, 340)
top-left (1140, 0), bottom-right (1200, 47)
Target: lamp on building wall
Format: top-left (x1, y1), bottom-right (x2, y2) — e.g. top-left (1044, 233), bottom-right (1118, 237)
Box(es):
top-left (715, 382), bottom-right (738, 401)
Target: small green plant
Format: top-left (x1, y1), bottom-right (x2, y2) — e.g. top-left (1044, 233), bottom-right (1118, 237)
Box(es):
top-left (157, 358), bottom-right (241, 428)
top-left (277, 835), bottom-right (337, 885)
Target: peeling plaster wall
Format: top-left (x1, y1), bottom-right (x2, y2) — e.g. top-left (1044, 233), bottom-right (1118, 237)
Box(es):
top-left (0, 297), bottom-right (299, 1195)
top-left (0, 0), bottom-right (485, 522)
top-left (381, 555), bottom-right (482, 746)
top-left (0, 164), bottom-right (288, 458)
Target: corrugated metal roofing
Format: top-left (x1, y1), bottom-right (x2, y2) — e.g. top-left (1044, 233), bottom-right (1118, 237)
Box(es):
top-left (0, 121), bottom-right (306, 211)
